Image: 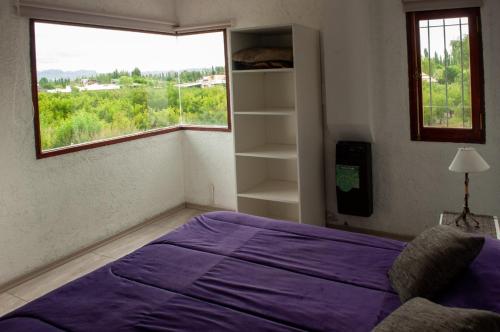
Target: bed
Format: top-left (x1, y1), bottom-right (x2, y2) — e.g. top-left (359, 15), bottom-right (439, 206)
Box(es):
top-left (1, 211), bottom-right (499, 331)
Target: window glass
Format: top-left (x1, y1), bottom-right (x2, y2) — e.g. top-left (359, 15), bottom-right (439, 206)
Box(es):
top-left (33, 22), bottom-right (228, 154)
top-left (177, 33), bottom-right (228, 127)
top-left (419, 17), bottom-right (471, 128)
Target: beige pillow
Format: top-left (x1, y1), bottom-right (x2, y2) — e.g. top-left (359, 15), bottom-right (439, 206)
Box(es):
top-left (232, 47), bottom-right (293, 63)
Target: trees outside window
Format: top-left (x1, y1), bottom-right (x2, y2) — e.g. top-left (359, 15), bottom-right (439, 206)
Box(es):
top-left (406, 8), bottom-right (485, 143)
top-left (31, 20), bottom-right (230, 158)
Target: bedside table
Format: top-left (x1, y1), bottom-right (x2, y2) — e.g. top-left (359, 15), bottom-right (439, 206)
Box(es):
top-left (440, 211), bottom-right (500, 239)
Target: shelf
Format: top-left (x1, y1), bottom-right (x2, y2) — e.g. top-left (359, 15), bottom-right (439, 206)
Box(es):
top-left (236, 144), bottom-right (297, 159)
top-left (232, 68), bottom-right (294, 74)
top-left (238, 180), bottom-right (298, 204)
top-left (234, 108), bottom-right (295, 116)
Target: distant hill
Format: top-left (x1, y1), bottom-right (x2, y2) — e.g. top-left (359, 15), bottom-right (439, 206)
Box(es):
top-left (37, 69), bottom-right (98, 81)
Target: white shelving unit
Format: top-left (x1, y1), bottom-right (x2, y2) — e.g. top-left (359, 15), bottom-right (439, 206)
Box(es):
top-left (230, 25), bottom-right (325, 226)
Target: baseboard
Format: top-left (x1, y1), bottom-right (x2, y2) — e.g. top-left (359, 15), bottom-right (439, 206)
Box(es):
top-left (185, 202), bottom-right (234, 212)
top-left (0, 202), bottom-right (187, 293)
top-left (327, 222), bottom-right (414, 242)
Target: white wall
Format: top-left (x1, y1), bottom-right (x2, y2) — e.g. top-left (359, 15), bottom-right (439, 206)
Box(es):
top-left (327, 0), bottom-right (500, 237)
top-left (19, 0), bottom-right (178, 23)
top-left (0, 0), bottom-right (183, 286)
top-left (178, 0), bottom-right (500, 237)
top-left (175, 0), bottom-right (323, 28)
top-left (182, 131), bottom-right (236, 210)
top-left (321, 0), bottom-right (376, 227)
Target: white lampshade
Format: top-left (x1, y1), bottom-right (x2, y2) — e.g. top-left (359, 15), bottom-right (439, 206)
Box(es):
top-left (449, 148), bottom-right (490, 173)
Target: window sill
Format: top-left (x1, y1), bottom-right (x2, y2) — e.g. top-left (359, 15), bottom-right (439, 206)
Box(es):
top-left (411, 129), bottom-right (485, 144)
top-left (36, 125), bottom-right (231, 159)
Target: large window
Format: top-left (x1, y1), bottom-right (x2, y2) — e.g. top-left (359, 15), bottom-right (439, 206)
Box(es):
top-left (406, 8), bottom-right (485, 143)
top-left (31, 20), bottom-right (230, 158)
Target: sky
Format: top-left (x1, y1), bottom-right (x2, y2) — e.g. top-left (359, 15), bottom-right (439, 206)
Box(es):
top-left (35, 22), bottom-right (226, 73)
top-left (419, 18), bottom-right (469, 58)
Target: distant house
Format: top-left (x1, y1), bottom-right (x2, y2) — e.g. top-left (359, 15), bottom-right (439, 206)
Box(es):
top-left (47, 85), bottom-right (72, 93)
top-left (201, 74), bottom-right (226, 88)
top-left (78, 83), bottom-right (120, 91)
top-left (421, 73), bottom-right (438, 83)
top-left (176, 82), bottom-right (202, 88)
top-left (81, 78), bottom-right (97, 86)
top-left (176, 74), bottom-right (226, 88)
top-left (47, 83), bottom-right (121, 93)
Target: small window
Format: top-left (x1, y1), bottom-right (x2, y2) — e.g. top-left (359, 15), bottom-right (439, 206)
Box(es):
top-left (406, 8), bottom-right (485, 143)
top-left (31, 20), bottom-right (230, 158)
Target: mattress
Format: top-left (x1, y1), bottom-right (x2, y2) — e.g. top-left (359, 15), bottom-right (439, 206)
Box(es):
top-left (1, 211), bottom-right (498, 331)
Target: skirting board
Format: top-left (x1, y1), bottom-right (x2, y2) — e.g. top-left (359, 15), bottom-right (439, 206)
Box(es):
top-left (327, 222), bottom-right (414, 242)
top-left (0, 203), bottom-right (190, 293)
top-left (185, 202), bottom-right (234, 212)
top-left (0, 202), bottom-right (233, 293)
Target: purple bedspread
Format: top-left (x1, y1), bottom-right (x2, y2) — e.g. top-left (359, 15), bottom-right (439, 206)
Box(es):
top-left (1, 211), bottom-right (499, 331)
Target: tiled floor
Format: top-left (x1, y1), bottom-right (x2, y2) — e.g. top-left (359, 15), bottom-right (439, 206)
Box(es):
top-left (0, 208), bottom-right (202, 317)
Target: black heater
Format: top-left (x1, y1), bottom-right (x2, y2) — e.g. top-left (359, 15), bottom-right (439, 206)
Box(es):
top-left (336, 141), bottom-right (373, 217)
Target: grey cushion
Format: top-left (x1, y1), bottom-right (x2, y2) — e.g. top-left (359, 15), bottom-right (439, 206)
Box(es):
top-left (374, 297), bottom-right (500, 332)
top-left (388, 225), bottom-right (484, 302)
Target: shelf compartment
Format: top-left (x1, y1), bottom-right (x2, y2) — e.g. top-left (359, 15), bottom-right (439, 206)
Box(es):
top-left (234, 114), bottom-right (297, 153)
top-left (238, 197), bottom-right (299, 222)
top-left (232, 68), bottom-right (294, 74)
top-left (234, 108), bottom-right (295, 116)
top-left (236, 144), bottom-right (297, 159)
top-left (238, 180), bottom-right (298, 204)
top-left (231, 26), bottom-right (294, 73)
top-left (232, 71), bottom-right (295, 111)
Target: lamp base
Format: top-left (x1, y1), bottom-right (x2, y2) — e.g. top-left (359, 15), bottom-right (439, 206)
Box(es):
top-left (454, 207), bottom-right (480, 229)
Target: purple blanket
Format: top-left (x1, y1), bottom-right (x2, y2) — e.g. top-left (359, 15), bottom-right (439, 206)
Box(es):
top-left (1, 211), bottom-right (499, 331)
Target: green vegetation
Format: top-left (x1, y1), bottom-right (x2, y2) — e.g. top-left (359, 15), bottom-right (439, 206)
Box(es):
top-left (38, 67), bottom-right (227, 151)
top-left (420, 35), bottom-right (471, 128)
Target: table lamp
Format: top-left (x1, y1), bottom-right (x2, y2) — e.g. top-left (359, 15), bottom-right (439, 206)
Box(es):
top-left (449, 147), bottom-right (490, 228)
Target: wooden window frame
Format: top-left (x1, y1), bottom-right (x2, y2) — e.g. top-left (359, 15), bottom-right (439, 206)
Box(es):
top-left (406, 7), bottom-right (485, 144)
top-left (30, 19), bottom-right (232, 159)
